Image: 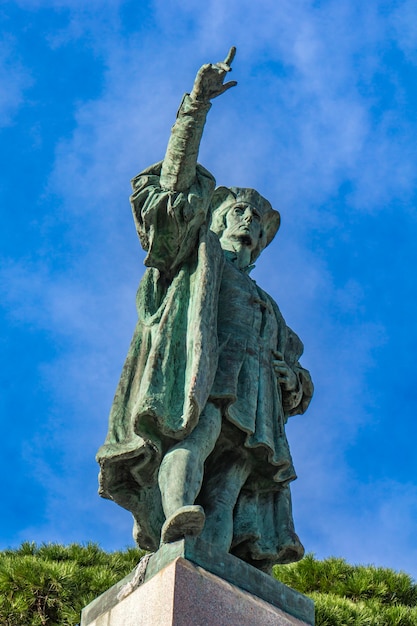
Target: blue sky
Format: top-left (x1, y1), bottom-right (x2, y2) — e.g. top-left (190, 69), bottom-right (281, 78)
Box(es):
top-left (2, 0), bottom-right (417, 578)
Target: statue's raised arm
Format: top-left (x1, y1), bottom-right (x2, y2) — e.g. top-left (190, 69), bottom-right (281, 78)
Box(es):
top-left (160, 47), bottom-right (237, 191)
top-left (130, 48), bottom-right (237, 277)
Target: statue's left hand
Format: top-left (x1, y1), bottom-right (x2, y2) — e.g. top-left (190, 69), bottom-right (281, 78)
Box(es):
top-left (272, 351), bottom-right (298, 391)
top-left (190, 46), bottom-right (237, 103)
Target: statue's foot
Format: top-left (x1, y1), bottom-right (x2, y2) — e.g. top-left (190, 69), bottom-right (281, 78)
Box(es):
top-left (160, 505), bottom-right (205, 544)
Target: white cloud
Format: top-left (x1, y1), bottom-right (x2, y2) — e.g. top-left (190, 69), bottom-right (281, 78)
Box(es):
top-left (317, 481), bottom-right (417, 576)
top-left (391, 0), bottom-right (417, 65)
top-left (43, 0), bottom-right (417, 226)
top-left (0, 37), bottom-right (32, 128)
top-left (4, 0), bottom-right (417, 576)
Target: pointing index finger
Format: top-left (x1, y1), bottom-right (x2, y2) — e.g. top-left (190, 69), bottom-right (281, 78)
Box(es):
top-left (223, 46), bottom-right (236, 67)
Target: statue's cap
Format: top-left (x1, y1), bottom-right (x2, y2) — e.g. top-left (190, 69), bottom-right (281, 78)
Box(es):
top-left (211, 186), bottom-right (280, 247)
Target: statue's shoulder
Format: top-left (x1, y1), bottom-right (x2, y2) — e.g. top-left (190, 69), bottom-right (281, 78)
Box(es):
top-left (254, 284), bottom-right (305, 360)
top-left (131, 161), bottom-right (163, 191)
top-left (131, 161), bottom-right (216, 192)
top-left (256, 284), bottom-right (284, 319)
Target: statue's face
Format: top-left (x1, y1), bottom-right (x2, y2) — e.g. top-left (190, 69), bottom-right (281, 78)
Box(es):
top-left (222, 202), bottom-right (262, 252)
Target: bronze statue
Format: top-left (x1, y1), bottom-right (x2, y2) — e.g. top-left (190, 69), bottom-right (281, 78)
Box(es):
top-left (97, 47), bottom-right (313, 575)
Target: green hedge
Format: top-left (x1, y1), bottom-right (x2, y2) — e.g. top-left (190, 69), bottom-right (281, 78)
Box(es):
top-left (0, 542), bottom-right (144, 626)
top-left (274, 554), bottom-right (417, 625)
top-left (1, 544), bottom-right (416, 625)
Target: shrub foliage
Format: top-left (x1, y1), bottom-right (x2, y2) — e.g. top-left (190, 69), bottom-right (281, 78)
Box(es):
top-left (0, 544), bottom-right (416, 625)
top-left (0, 542), bottom-right (144, 626)
top-left (275, 554), bottom-right (417, 625)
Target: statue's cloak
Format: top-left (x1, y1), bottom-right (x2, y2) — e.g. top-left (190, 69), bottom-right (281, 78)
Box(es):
top-left (97, 163), bottom-right (223, 548)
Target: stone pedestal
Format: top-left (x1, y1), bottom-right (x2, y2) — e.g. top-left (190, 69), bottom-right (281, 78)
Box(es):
top-left (81, 538), bottom-right (314, 626)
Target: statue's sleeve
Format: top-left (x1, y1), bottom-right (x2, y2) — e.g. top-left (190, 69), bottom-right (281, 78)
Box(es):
top-left (282, 365), bottom-right (314, 419)
top-left (130, 161), bottom-right (216, 276)
top-left (130, 92), bottom-right (215, 276)
top-left (160, 94), bottom-right (212, 191)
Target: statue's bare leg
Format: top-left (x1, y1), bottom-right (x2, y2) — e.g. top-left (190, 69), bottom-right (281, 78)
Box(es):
top-left (158, 402), bottom-right (221, 543)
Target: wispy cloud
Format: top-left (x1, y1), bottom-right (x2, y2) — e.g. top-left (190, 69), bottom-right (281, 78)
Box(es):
top-left (0, 36), bottom-right (32, 128)
top-left (391, 0), bottom-right (417, 64)
top-left (2, 0), bottom-right (417, 577)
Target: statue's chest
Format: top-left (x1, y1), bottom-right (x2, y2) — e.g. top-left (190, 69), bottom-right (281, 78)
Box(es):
top-left (217, 261), bottom-right (278, 347)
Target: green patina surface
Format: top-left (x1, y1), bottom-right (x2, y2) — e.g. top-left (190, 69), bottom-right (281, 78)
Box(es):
top-left (96, 47), bottom-right (313, 575)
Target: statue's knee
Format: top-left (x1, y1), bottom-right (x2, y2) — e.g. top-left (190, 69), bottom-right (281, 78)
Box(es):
top-left (160, 447), bottom-right (193, 469)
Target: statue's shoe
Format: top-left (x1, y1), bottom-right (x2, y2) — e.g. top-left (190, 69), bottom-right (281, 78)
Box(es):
top-left (160, 505), bottom-right (205, 544)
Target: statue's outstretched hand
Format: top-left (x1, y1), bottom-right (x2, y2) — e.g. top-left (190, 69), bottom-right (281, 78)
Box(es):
top-left (190, 46), bottom-right (237, 103)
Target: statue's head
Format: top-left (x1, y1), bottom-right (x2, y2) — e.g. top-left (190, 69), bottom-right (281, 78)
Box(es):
top-left (210, 187), bottom-right (281, 262)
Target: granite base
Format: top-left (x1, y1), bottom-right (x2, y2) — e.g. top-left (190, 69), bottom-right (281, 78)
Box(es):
top-left (81, 538), bottom-right (314, 626)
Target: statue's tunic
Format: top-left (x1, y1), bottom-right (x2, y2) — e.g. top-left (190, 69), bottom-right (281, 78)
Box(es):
top-left (96, 162), bottom-right (313, 563)
top-left (212, 259), bottom-right (297, 480)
